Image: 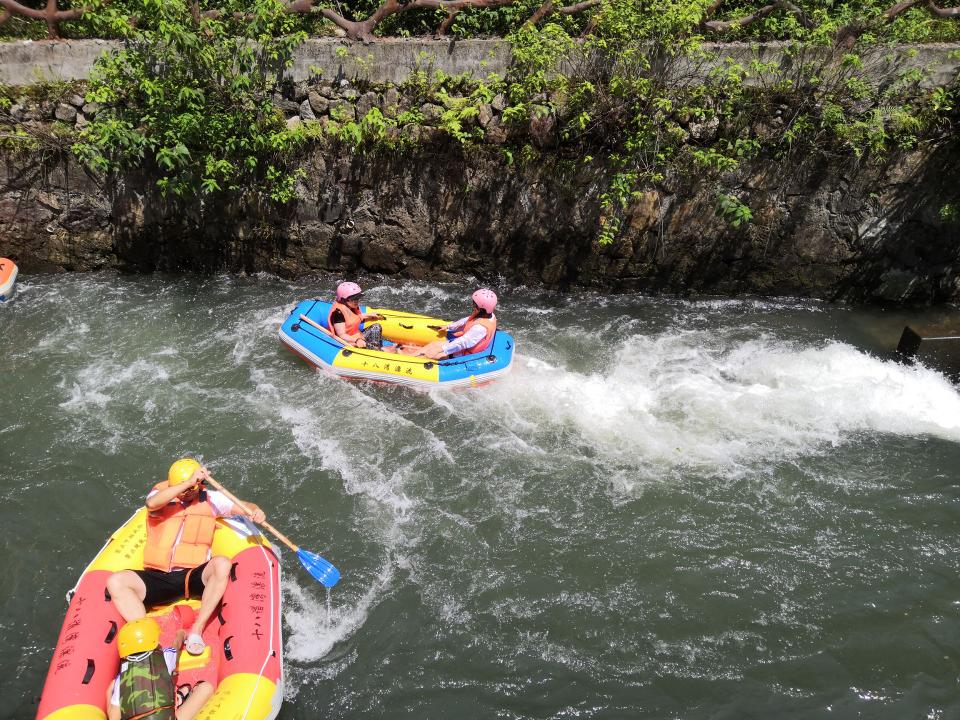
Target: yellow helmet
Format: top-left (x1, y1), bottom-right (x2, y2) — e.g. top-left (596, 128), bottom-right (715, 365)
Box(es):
top-left (117, 617), bottom-right (161, 657)
top-left (168, 458), bottom-right (202, 485)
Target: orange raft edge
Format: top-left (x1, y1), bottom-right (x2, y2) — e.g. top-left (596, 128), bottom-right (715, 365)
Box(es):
top-left (0, 257), bottom-right (17, 302)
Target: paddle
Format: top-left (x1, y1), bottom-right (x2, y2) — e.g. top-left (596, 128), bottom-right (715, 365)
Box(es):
top-left (204, 476), bottom-right (341, 588)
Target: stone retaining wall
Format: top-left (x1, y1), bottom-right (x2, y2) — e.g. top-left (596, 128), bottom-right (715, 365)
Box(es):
top-left (3, 136), bottom-right (959, 304)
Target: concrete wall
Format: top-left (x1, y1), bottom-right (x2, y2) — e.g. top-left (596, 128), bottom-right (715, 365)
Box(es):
top-left (1, 37), bottom-right (958, 88)
top-left (289, 38), bottom-right (513, 84)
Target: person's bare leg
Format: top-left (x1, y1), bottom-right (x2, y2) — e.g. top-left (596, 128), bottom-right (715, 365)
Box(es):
top-left (106, 570), bottom-right (148, 622)
top-left (176, 681), bottom-right (214, 720)
top-left (185, 556), bottom-right (230, 652)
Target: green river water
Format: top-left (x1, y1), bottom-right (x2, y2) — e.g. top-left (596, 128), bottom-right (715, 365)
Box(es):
top-left (3, 273), bottom-right (960, 719)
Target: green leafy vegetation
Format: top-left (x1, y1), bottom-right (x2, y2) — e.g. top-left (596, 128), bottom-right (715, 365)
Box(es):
top-left (72, 0), bottom-right (308, 202)
top-left (2, 0), bottom-right (957, 246)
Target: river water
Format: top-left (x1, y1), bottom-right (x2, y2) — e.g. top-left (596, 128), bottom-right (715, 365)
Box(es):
top-left (3, 273), bottom-right (960, 719)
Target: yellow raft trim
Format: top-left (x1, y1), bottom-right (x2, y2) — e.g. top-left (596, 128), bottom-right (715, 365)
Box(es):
top-left (331, 347), bottom-right (440, 383)
top-left (86, 508), bottom-right (273, 573)
top-left (40, 705), bottom-right (105, 720)
top-left (195, 674), bottom-right (278, 720)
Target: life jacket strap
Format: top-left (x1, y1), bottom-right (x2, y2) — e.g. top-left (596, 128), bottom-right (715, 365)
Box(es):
top-left (126, 704), bottom-right (175, 720)
top-left (184, 567), bottom-right (195, 599)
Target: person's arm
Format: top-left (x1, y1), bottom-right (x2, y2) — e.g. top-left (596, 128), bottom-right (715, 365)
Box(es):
top-left (106, 674), bottom-right (121, 720)
top-left (231, 501), bottom-right (266, 524)
top-left (440, 324), bottom-right (488, 356)
top-left (146, 466), bottom-right (209, 510)
top-left (445, 316), bottom-right (470, 333)
top-left (332, 320), bottom-right (364, 347)
top-left (208, 489), bottom-right (266, 524)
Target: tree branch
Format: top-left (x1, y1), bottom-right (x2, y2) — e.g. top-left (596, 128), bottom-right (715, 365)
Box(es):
top-left (320, 0), bottom-right (519, 41)
top-left (558, 0), bottom-right (600, 14)
top-left (837, 0), bottom-right (958, 48)
top-left (702, 0), bottom-right (811, 31)
top-left (436, 9), bottom-right (460, 36)
top-left (526, 0), bottom-right (600, 26)
top-left (0, 0), bottom-right (93, 38)
top-left (926, 0), bottom-right (960, 17)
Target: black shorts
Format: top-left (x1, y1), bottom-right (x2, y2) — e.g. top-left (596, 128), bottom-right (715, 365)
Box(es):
top-left (135, 562), bottom-right (208, 607)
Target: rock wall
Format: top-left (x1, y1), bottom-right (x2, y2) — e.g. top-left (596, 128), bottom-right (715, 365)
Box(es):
top-left (2, 124), bottom-right (959, 303)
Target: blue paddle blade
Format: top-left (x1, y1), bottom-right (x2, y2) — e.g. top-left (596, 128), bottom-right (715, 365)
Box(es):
top-left (297, 548), bottom-right (341, 588)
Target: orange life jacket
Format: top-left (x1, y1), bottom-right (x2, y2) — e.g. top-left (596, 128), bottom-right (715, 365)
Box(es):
top-left (143, 482), bottom-right (219, 572)
top-left (328, 301), bottom-right (362, 341)
top-left (453, 315), bottom-right (496, 356)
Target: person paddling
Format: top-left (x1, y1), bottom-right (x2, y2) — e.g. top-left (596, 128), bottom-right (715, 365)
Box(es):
top-left (106, 617), bottom-right (213, 720)
top-left (329, 282), bottom-right (387, 350)
top-left (106, 459), bottom-right (265, 656)
top-left (413, 289), bottom-right (498, 360)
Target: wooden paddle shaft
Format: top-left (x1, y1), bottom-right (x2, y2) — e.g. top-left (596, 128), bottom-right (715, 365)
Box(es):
top-left (205, 476), bottom-right (300, 553)
top-left (299, 314), bottom-right (331, 335)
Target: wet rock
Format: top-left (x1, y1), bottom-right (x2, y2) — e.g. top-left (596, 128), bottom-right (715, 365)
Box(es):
top-left (299, 99), bottom-right (316, 121)
top-left (383, 87), bottom-right (400, 112)
top-left (329, 100), bottom-right (356, 123)
top-left (274, 97), bottom-right (301, 115)
top-left (419, 103), bottom-right (443, 124)
top-left (483, 117), bottom-right (508, 145)
top-left (362, 238), bottom-right (404, 273)
top-left (477, 103), bottom-right (494, 128)
top-left (357, 91), bottom-right (378, 119)
top-left (529, 111), bottom-right (557, 149)
top-left (54, 103), bottom-right (77, 123)
top-left (308, 91), bottom-right (329, 115)
top-left (688, 116), bottom-right (719, 141)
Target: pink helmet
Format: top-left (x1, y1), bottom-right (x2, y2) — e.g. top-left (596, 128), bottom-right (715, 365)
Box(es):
top-left (336, 281), bottom-right (362, 301)
top-left (472, 288), bottom-right (497, 314)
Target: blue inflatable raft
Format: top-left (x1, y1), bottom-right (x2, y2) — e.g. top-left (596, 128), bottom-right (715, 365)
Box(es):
top-left (279, 299), bottom-right (515, 389)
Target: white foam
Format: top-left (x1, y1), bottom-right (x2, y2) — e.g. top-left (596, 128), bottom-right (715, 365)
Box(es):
top-left (461, 333), bottom-right (960, 481)
top-left (59, 358), bottom-right (174, 411)
top-left (284, 558), bottom-right (395, 665)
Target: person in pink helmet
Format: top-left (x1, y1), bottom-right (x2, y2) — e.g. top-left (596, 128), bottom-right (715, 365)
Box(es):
top-left (414, 289), bottom-right (498, 360)
top-left (329, 281), bottom-right (387, 350)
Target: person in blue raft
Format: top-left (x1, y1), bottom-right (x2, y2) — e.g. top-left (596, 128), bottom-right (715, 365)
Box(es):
top-left (411, 289), bottom-right (498, 360)
top-left (328, 281), bottom-right (388, 350)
